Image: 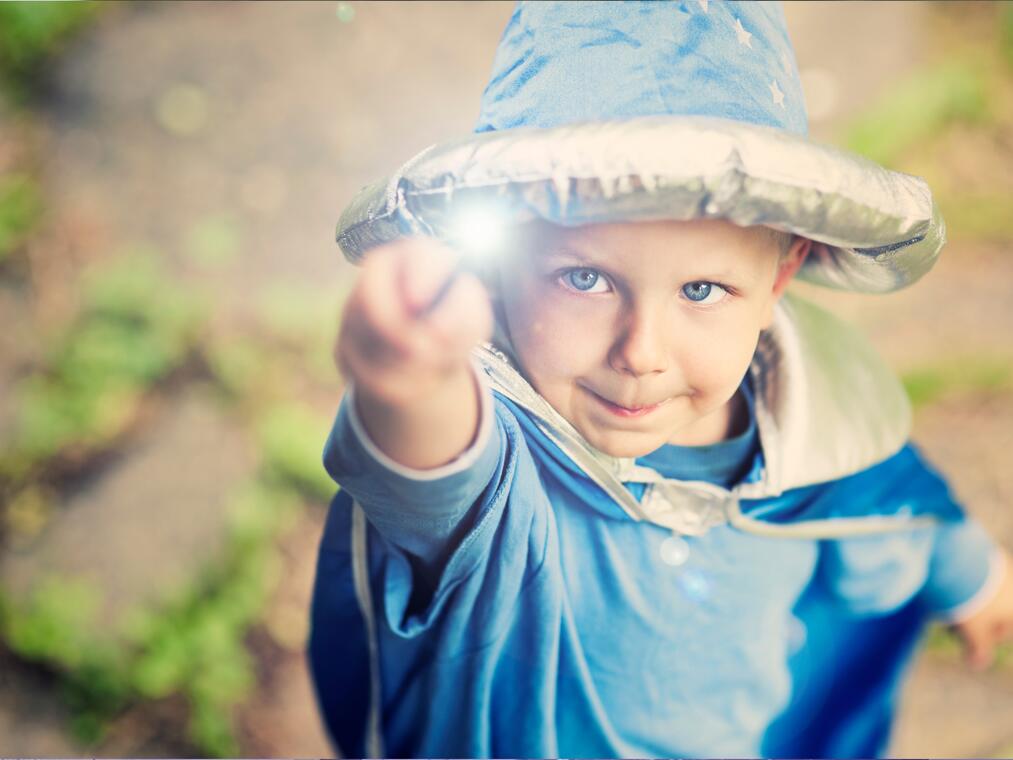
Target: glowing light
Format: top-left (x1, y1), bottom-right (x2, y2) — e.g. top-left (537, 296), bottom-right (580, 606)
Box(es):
top-left (448, 204), bottom-right (508, 261)
top-left (336, 2), bottom-right (355, 23)
top-left (417, 203), bottom-right (509, 316)
top-left (677, 569), bottom-right (711, 602)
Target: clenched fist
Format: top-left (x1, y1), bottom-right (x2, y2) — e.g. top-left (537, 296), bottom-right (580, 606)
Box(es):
top-left (336, 237), bottom-right (494, 469)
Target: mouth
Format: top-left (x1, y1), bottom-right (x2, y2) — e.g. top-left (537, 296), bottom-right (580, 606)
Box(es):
top-left (585, 388), bottom-right (670, 418)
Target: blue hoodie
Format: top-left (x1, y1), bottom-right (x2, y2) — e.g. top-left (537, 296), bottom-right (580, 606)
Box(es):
top-left (311, 2), bottom-right (998, 756)
top-left (310, 370), bottom-right (995, 757)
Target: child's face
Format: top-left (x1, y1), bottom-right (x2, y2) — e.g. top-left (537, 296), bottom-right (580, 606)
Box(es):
top-left (495, 219), bottom-right (804, 457)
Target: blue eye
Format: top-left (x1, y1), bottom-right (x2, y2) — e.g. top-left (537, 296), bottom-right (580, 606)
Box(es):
top-left (682, 281), bottom-right (728, 305)
top-left (562, 268), bottom-right (610, 293)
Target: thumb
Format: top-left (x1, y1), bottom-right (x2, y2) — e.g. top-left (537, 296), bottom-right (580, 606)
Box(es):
top-left (962, 633), bottom-right (995, 671)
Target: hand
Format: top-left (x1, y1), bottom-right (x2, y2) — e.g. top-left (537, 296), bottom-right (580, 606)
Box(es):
top-left (336, 237), bottom-right (493, 408)
top-left (335, 237), bottom-right (494, 470)
top-left (952, 551), bottom-right (1013, 670)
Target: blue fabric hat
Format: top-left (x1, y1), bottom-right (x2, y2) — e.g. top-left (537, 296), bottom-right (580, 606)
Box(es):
top-left (476, 1), bottom-right (808, 136)
top-left (336, 0), bottom-right (944, 294)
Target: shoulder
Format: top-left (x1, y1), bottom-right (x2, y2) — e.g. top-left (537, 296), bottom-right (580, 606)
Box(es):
top-left (753, 293), bottom-right (912, 492)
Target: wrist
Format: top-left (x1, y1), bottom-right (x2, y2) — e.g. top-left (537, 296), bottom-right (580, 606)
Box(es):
top-left (352, 361), bottom-right (485, 471)
top-left (344, 362), bottom-right (495, 481)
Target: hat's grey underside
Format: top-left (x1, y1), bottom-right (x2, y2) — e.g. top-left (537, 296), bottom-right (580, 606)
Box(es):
top-left (336, 116), bottom-right (944, 294)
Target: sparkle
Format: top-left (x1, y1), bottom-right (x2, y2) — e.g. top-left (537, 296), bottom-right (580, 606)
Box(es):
top-left (335, 2), bottom-right (355, 23)
top-left (697, 0), bottom-right (708, 12)
top-left (677, 569), bottom-right (712, 602)
top-left (769, 78), bottom-right (785, 108)
top-left (734, 18), bottom-right (753, 48)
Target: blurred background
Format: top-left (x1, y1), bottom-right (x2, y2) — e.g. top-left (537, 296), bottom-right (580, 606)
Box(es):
top-left (0, 1), bottom-right (1011, 756)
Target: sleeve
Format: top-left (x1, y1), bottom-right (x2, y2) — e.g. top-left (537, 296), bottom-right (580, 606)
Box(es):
top-left (321, 361), bottom-right (501, 567)
top-left (818, 443), bottom-right (1004, 619)
top-left (921, 520), bottom-right (1006, 623)
top-left (320, 370), bottom-right (554, 639)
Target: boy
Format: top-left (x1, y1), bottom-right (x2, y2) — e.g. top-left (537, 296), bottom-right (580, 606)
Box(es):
top-left (310, 3), bottom-right (1013, 757)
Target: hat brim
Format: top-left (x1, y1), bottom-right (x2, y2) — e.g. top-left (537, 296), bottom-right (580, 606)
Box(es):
top-left (336, 115), bottom-right (944, 294)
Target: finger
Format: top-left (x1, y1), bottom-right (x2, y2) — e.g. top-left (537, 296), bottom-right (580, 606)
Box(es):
top-left (422, 270), bottom-right (494, 356)
top-left (393, 237), bottom-right (461, 314)
top-left (965, 638), bottom-right (995, 671)
top-left (353, 246), bottom-right (421, 356)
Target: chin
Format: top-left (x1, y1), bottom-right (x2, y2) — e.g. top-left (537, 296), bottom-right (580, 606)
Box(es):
top-left (584, 429), bottom-right (665, 459)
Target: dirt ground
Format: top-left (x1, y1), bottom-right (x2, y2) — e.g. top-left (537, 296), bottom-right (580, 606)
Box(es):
top-left (1, 2), bottom-right (1011, 757)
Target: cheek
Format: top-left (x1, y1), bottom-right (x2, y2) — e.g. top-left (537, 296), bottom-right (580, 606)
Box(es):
top-left (681, 317), bottom-right (760, 395)
top-left (505, 287), bottom-right (615, 380)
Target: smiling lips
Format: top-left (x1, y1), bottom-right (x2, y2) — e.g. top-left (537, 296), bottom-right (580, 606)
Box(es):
top-left (588, 388), bottom-right (670, 418)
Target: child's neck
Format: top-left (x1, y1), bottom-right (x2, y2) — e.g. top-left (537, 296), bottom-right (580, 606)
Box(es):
top-left (667, 389), bottom-right (748, 448)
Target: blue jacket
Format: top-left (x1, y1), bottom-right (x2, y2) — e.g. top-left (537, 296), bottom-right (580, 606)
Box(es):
top-left (314, 2), bottom-right (984, 755)
top-left (309, 300), bottom-right (997, 757)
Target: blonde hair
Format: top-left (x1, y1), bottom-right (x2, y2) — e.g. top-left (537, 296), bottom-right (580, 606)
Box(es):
top-left (761, 227), bottom-right (795, 257)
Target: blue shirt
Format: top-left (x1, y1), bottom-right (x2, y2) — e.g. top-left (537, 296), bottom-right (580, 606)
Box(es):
top-left (309, 382), bottom-right (998, 758)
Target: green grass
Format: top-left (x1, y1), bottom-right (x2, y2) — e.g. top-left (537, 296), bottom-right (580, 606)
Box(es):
top-left (938, 191), bottom-right (1013, 243)
top-left (1, 249), bottom-right (206, 480)
top-left (923, 622), bottom-right (1012, 670)
top-left (0, 173), bottom-right (42, 263)
top-left (0, 478), bottom-right (306, 756)
top-left (0, 2), bottom-right (100, 102)
top-left (256, 403), bottom-right (336, 502)
top-left (184, 214), bottom-right (241, 268)
top-left (843, 59), bottom-right (990, 167)
top-left (1001, 2), bottom-right (1013, 70)
top-left (902, 357), bottom-right (1013, 408)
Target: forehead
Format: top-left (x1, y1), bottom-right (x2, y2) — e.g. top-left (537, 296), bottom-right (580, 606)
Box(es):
top-left (513, 218), bottom-right (779, 271)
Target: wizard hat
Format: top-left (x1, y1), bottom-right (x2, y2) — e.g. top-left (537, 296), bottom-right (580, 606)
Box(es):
top-left (335, 1), bottom-right (944, 294)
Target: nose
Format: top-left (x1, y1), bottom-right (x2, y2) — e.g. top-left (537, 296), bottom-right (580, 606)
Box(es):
top-left (608, 302), bottom-right (670, 377)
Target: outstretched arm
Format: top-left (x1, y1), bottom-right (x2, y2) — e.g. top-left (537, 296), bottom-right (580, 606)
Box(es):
top-left (336, 237), bottom-right (494, 470)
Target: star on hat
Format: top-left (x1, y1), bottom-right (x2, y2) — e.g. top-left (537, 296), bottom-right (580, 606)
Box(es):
top-left (734, 18), bottom-right (752, 48)
top-left (769, 79), bottom-right (785, 108)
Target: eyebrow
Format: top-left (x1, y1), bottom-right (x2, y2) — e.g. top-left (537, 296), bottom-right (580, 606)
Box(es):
top-left (540, 245), bottom-right (747, 285)
top-left (540, 245), bottom-right (610, 268)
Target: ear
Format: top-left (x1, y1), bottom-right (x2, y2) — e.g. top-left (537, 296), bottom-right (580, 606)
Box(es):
top-left (762, 236), bottom-right (811, 328)
top-left (772, 236), bottom-right (811, 298)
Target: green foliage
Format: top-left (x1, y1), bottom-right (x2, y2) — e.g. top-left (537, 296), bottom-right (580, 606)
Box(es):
top-left (1, 576), bottom-right (104, 668)
top-left (0, 172), bottom-right (41, 262)
top-left (256, 282), bottom-right (337, 346)
top-left (902, 357), bottom-right (1013, 408)
top-left (939, 192), bottom-right (1013, 242)
top-left (118, 482), bottom-right (298, 756)
top-left (843, 60), bottom-right (989, 166)
top-left (256, 403), bottom-right (335, 502)
top-left (1002, 2), bottom-right (1013, 70)
top-left (3, 249), bottom-right (206, 475)
top-left (184, 214), bottom-right (241, 268)
top-left (0, 481), bottom-right (301, 756)
top-left (923, 622), bottom-right (1012, 670)
top-left (0, 1), bottom-right (99, 101)
top-left (205, 336), bottom-right (272, 402)
top-left (0, 576), bottom-right (132, 746)
top-left (923, 622), bottom-right (963, 657)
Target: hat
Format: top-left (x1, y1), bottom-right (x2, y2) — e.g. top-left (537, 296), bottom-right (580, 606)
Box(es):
top-left (336, 0), bottom-right (944, 293)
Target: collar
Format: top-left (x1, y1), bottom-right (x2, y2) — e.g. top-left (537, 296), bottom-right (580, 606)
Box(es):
top-left (475, 293), bottom-right (922, 538)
